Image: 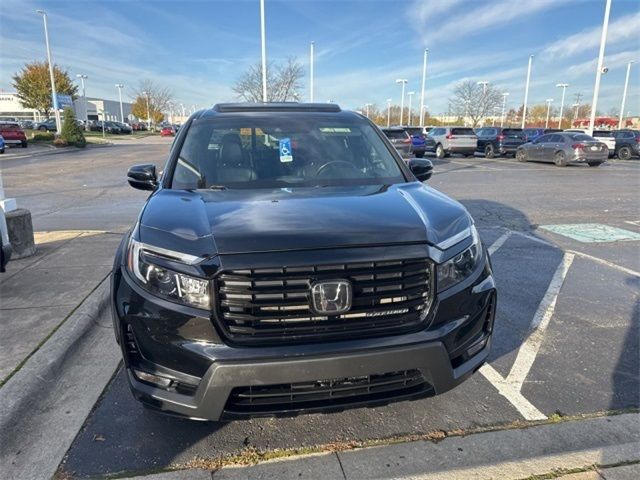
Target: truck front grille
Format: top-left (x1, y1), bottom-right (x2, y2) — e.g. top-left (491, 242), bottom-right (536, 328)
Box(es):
top-left (214, 258), bottom-right (434, 344)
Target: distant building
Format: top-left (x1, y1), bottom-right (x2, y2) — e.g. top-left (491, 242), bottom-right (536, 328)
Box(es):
top-left (0, 92), bottom-right (42, 121)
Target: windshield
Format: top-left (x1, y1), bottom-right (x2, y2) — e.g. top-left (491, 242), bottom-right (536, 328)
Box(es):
top-left (171, 114), bottom-right (406, 189)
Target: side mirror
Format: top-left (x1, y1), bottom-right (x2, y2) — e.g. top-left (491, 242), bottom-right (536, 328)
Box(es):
top-left (408, 158), bottom-right (433, 182)
top-left (127, 164), bottom-right (158, 191)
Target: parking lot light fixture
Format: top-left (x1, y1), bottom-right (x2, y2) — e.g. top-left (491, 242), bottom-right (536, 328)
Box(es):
top-left (260, 0), bottom-right (268, 102)
top-left (36, 10), bottom-right (61, 134)
top-left (521, 55), bottom-right (534, 129)
top-left (500, 92), bottom-right (509, 128)
top-left (396, 79), bottom-right (408, 125)
top-left (545, 98), bottom-right (554, 128)
top-left (407, 92), bottom-right (415, 125)
top-left (76, 74), bottom-right (88, 125)
top-left (309, 41), bottom-right (314, 102)
top-left (588, 0), bottom-right (612, 136)
top-left (364, 103), bottom-right (373, 118)
top-left (556, 83), bottom-right (569, 129)
top-left (618, 61), bottom-right (635, 129)
top-left (115, 84), bottom-right (124, 123)
top-left (386, 98), bottom-right (392, 127)
top-left (419, 48), bottom-right (429, 127)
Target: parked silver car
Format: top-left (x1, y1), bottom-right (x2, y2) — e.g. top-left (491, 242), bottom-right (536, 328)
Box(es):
top-left (564, 129), bottom-right (615, 156)
top-left (515, 132), bottom-right (607, 167)
top-left (381, 127), bottom-right (412, 157)
top-left (425, 126), bottom-right (477, 158)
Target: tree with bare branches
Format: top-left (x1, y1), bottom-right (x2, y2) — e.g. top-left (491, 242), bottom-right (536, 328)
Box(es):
top-left (233, 58), bottom-right (304, 102)
top-left (130, 79), bottom-right (173, 123)
top-left (449, 80), bottom-right (503, 127)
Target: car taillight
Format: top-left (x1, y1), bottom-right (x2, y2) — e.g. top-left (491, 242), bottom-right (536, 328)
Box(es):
top-left (403, 137), bottom-right (411, 143)
top-left (572, 143), bottom-right (586, 150)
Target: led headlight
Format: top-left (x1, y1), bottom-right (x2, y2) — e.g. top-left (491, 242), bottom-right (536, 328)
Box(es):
top-left (127, 239), bottom-right (210, 309)
top-left (437, 225), bottom-right (482, 292)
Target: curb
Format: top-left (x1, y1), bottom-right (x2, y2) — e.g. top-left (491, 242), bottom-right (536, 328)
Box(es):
top-left (0, 142), bottom-right (113, 162)
top-left (0, 277), bottom-right (121, 480)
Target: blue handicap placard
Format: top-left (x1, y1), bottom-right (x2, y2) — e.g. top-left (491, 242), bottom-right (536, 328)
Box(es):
top-left (279, 138), bottom-right (293, 163)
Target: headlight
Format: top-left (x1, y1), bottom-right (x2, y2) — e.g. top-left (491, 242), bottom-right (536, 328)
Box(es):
top-left (437, 225), bottom-right (482, 292)
top-left (127, 239), bottom-right (210, 309)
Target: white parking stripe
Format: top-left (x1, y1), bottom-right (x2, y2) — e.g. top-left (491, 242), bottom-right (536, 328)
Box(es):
top-left (479, 364), bottom-right (547, 421)
top-left (568, 250), bottom-right (640, 277)
top-left (507, 253), bottom-right (575, 389)
top-left (488, 231), bottom-right (512, 255)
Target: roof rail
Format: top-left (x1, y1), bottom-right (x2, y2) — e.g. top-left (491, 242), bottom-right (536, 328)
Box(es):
top-left (213, 102), bottom-right (341, 113)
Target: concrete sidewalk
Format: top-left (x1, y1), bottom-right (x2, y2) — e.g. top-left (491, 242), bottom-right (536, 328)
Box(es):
top-left (0, 229), bottom-right (122, 383)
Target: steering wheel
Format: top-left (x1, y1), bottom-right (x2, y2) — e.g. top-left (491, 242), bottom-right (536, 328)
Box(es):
top-left (315, 160), bottom-right (360, 178)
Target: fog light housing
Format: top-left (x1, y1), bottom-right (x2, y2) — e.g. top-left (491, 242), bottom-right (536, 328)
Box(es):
top-left (133, 369), bottom-right (173, 388)
top-left (466, 337), bottom-right (488, 358)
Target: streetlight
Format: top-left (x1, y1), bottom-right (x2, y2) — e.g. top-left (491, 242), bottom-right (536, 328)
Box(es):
top-left (260, 0), bottom-right (268, 102)
top-left (386, 98), bottom-right (392, 127)
top-left (309, 41), bottom-right (314, 102)
top-left (76, 74), bottom-right (88, 126)
top-left (477, 81), bottom-right (489, 95)
top-left (419, 48), bottom-right (429, 127)
top-left (364, 103), bottom-right (373, 118)
top-left (618, 61), bottom-right (635, 129)
top-left (407, 92), bottom-right (415, 125)
top-left (36, 10), bottom-right (61, 133)
top-left (395, 79), bottom-right (408, 125)
top-left (588, 0), bottom-right (612, 136)
top-left (500, 92), bottom-right (509, 127)
top-left (142, 90), bottom-right (151, 129)
top-left (556, 83), bottom-right (569, 128)
top-left (572, 102), bottom-right (580, 122)
top-left (115, 84), bottom-right (124, 123)
top-left (545, 98), bottom-right (554, 128)
top-left (522, 55), bottom-right (534, 128)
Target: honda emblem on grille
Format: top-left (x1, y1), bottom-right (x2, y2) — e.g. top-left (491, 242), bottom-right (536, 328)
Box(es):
top-left (311, 280), bottom-right (352, 315)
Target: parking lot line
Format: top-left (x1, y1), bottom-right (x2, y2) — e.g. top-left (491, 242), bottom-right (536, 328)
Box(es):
top-left (568, 250), bottom-right (640, 278)
top-left (488, 231), bottom-right (512, 255)
top-left (479, 365), bottom-right (547, 420)
top-left (507, 253), bottom-right (575, 389)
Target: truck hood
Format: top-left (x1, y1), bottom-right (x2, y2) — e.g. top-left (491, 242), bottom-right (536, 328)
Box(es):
top-left (137, 183), bottom-right (472, 257)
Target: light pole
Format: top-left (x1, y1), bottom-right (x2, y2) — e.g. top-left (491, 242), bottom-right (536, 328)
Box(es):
top-left (407, 91), bottom-right (415, 125)
top-left (395, 79), bottom-right (408, 125)
top-left (556, 83), bottom-right (569, 129)
top-left (618, 61), bottom-right (635, 129)
top-left (521, 55), bottom-right (534, 128)
top-left (364, 103), bottom-right (373, 118)
top-left (260, 0), bottom-right (268, 102)
top-left (477, 81), bottom-right (489, 125)
top-left (36, 10), bottom-right (61, 133)
top-left (545, 98), bottom-right (554, 128)
top-left (142, 90), bottom-right (151, 129)
top-left (572, 102), bottom-right (580, 122)
top-left (180, 103), bottom-right (186, 120)
top-left (500, 92), bottom-right (509, 127)
top-left (588, 0), bottom-right (611, 136)
top-left (386, 98), bottom-right (392, 127)
top-left (419, 48), bottom-right (429, 127)
top-left (115, 84), bottom-right (124, 123)
top-left (309, 41), bottom-right (314, 102)
top-left (76, 74), bottom-right (88, 126)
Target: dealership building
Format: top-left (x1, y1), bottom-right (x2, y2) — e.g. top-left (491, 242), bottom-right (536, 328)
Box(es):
top-left (0, 92), bottom-right (134, 122)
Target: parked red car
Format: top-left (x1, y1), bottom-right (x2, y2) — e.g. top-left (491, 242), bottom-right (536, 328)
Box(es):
top-left (160, 126), bottom-right (175, 137)
top-left (0, 122), bottom-right (28, 148)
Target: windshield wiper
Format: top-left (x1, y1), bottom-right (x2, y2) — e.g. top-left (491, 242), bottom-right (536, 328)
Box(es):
top-left (208, 185), bottom-right (227, 190)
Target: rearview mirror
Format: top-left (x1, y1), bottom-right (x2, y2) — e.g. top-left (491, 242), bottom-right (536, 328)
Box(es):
top-left (127, 164), bottom-right (157, 191)
top-left (407, 158), bottom-right (433, 182)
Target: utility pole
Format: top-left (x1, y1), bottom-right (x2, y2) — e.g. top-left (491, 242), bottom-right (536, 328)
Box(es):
top-left (545, 98), bottom-right (553, 128)
top-left (309, 41), bottom-right (314, 102)
top-left (76, 74), bottom-right (88, 126)
top-left (395, 79), bottom-right (408, 125)
top-left (115, 84), bottom-right (125, 123)
top-left (364, 103), bottom-right (372, 118)
top-left (572, 92), bottom-right (583, 122)
top-left (588, 0), bottom-right (611, 136)
top-left (618, 61), bottom-right (634, 129)
top-left (556, 83), bottom-right (569, 129)
top-left (419, 48), bottom-right (429, 127)
top-left (407, 92), bottom-right (415, 125)
top-left (36, 10), bottom-right (61, 133)
top-left (142, 91), bottom-right (151, 129)
top-left (522, 55), bottom-right (534, 128)
top-left (386, 98), bottom-right (392, 127)
top-left (260, 0), bottom-right (268, 102)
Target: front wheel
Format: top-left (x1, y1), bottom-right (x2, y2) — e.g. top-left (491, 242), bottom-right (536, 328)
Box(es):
top-left (554, 151), bottom-right (567, 167)
top-left (588, 161), bottom-right (602, 167)
top-left (21, 141), bottom-right (28, 148)
top-left (38, 126), bottom-right (47, 131)
top-left (484, 144), bottom-right (495, 159)
top-left (436, 144), bottom-right (445, 159)
top-left (516, 149), bottom-right (527, 162)
top-left (617, 146), bottom-right (632, 161)
top-left (0, 148), bottom-right (4, 154)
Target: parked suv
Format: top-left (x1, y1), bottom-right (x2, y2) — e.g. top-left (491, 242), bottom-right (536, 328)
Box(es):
top-left (476, 127), bottom-right (525, 158)
top-left (405, 126), bottom-right (427, 158)
top-left (0, 122), bottom-right (28, 148)
top-left (112, 103), bottom-right (496, 421)
top-left (612, 129), bottom-right (640, 160)
top-left (425, 126), bottom-right (477, 158)
top-left (36, 118), bottom-right (57, 132)
top-left (381, 127), bottom-right (412, 157)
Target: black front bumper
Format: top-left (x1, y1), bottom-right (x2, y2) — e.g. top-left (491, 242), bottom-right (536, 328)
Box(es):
top-left (111, 242), bottom-right (496, 421)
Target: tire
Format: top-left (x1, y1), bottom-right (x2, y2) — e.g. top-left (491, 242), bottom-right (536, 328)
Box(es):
top-left (516, 149), bottom-right (527, 162)
top-left (484, 144), bottom-right (495, 159)
top-left (0, 148), bottom-right (4, 154)
top-left (436, 144), bottom-right (445, 159)
top-left (21, 141), bottom-right (27, 148)
top-left (617, 146), bottom-right (632, 161)
top-left (588, 161), bottom-right (602, 167)
top-left (415, 151), bottom-right (424, 158)
top-left (554, 151), bottom-right (567, 167)
top-left (38, 126), bottom-right (47, 131)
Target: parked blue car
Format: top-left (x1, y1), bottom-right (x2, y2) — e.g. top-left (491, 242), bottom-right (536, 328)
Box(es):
top-left (0, 134), bottom-right (5, 154)
top-left (523, 128), bottom-right (562, 143)
top-left (405, 126), bottom-right (426, 157)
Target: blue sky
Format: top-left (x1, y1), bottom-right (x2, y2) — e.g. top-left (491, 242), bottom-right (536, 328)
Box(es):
top-left (1, 0), bottom-right (638, 116)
